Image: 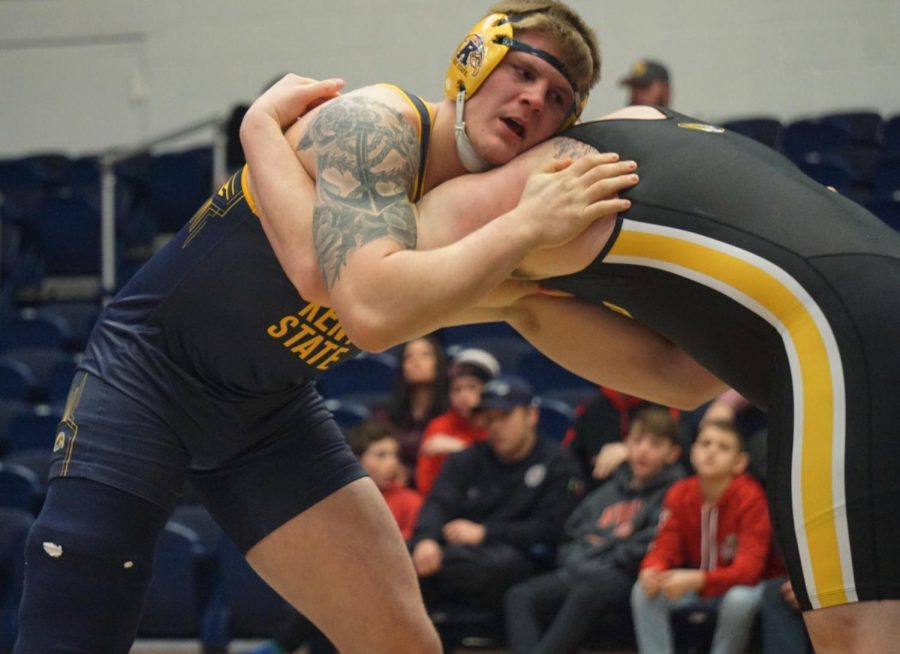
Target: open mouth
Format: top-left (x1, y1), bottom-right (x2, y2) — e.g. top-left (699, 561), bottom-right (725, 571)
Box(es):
top-left (502, 117), bottom-right (526, 139)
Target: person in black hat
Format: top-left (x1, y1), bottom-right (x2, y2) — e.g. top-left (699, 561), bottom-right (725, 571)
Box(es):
top-left (620, 58), bottom-right (671, 107)
top-left (409, 374), bottom-right (583, 642)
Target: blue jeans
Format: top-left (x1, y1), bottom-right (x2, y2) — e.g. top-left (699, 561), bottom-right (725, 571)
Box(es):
top-left (630, 580), bottom-right (764, 654)
top-left (760, 576), bottom-right (813, 654)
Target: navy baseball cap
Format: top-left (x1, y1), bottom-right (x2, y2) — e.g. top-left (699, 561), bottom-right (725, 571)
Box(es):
top-left (473, 374), bottom-right (535, 412)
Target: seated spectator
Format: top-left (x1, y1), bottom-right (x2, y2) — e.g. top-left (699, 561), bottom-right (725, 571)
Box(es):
top-left (372, 335), bottom-right (449, 485)
top-left (504, 406), bottom-right (684, 654)
top-left (761, 576), bottom-right (814, 654)
top-left (631, 419), bottom-right (771, 654)
top-left (416, 348), bottom-right (500, 495)
top-left (619, 58), bottom-right (672, 107)
top-left (247, 420), bottom-right (423, 654)
top-left (563, 386), bottom-right (671, 491)
top-left (410, 375), bottom-right (583, 617)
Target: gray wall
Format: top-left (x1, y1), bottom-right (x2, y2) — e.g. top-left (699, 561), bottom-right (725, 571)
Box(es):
top-left (1, 0), bottom-right (898, 157)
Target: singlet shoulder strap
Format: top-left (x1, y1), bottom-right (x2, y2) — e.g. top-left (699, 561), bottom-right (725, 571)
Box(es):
top-left (379, 83), bottom-right (434, 202)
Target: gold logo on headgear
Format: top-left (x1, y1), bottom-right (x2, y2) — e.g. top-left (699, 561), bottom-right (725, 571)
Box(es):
top-left (455, 34), bottom-right (485, 77)
top-left (677, 122), bottom-right (725, 134)
top-left (53, 431), bottom-right (66, 452)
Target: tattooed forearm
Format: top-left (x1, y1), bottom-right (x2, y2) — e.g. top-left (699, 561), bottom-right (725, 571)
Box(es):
top-left (299, 96), bottom-right (420, 288)
top-left (553, 137), bottom-right (598, 160)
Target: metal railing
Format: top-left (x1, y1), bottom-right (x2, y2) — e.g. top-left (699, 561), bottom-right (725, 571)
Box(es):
top-left (97, 114), bottom-right (228, 300)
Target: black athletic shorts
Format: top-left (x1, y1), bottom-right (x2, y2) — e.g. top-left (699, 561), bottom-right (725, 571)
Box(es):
top-left (49, 371), bottom-right (366, 553)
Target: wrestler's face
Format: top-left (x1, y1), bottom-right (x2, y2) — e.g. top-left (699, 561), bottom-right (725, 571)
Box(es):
top-left (463, 31), bottom-right (578, 164)
top-left (360, 436), bottom-right (401, 490)
top-left (690, 425), bottom-right (747, 481)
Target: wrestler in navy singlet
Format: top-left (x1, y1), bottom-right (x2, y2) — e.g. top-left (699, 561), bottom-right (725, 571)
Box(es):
top-left (548, 108), bottom-right (900, 610)
top-left (50, 87), bottom-right (434, 551)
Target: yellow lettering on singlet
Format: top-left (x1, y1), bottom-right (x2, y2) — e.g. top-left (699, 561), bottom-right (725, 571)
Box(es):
top-left (267, 315), bottom-right (301, 339)
top-left (290, 335), bottom-right (324, 359)
top-left (307, 340), bottom-right (339, 365)
top-left (266, 302), bottom-right (355, 369)
top-left (283, 323), bottom-right (316, 347)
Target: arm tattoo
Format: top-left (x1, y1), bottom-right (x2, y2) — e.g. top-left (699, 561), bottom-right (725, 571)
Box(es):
top-left (299, 96), bottom-right (420, 289)
top-left (553, 137), bottom-right (597, 160)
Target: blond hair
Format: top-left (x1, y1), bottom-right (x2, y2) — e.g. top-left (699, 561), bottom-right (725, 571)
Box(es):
top-left (485, 0), bottom-right (601, 93)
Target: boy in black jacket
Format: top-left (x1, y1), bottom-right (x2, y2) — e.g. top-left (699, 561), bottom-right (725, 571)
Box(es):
top-left (411, 375), bottom-right (583, 611)
top-left (504, 406), bottom-right (683, 654)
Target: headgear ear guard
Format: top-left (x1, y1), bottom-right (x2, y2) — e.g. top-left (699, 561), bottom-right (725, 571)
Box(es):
top-left (444, 12), bottom-right (587, 132)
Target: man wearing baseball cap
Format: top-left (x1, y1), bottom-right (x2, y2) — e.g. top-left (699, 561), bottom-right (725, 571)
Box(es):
top-left (410, 375), bottom-right (583, 641)
top-left (620, 58), bottom-right (671, 107)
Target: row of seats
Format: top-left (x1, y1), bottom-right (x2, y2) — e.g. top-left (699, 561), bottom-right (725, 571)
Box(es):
top-left (2, 110), bottom-right (900, 303)
top-left (720, 111), bottom-right (900, 229)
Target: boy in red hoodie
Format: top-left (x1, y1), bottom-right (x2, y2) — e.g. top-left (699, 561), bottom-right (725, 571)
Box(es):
top-left (631, 419), bottom-right (772, 654)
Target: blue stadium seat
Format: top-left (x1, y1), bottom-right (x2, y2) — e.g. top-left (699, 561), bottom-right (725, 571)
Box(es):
top-left (797, 159), bottom-right (855, 191)
top-left (33, 192), bottom-right (103, 277)
top-left (45, 356), bottom-right (77, 405)
top-left (0, 398), bottom-right (28, 451)
top-left (535, 397), bottom-right (575, 443)
top-left (0, 312), bottom-right (69, 351)
top-left (885, 114), bottom-right (900, 154)
top-left (316, 352), bottom-right (397, 406)
top-left (439, 321), bottom-right (521, 346)
top-left (1, 449), bottom-right (51, 486)
top-left (0, 508), bottom-right (33, 650)
top-left (865, 197), bottom-right (900, 232)
top-left (0, 360), bottom-right (35, 402)
top-left (215, 536), bottom-right (297, 640)
top-left (721, 117), bottom-right (784, 149)
top-left (515, 349), bottom-right (595, 396)
top-left (873, 154), bottom-right (900, 198)
top-left (18, 153), bottom-right (72, 189)
top-left (0, 461), bottom-right (44, 514)
top-left (139, 522), bottom-right (219, 640)
top-left (4, 407), bottom-right (59, 454)
top-left (781, 119), bottom-right (852, 163)
top-left (819, 111), bottom-right (884, 146)
top-left (37, 300), bottom-right (102, 352)
top-left (147, 147), bottom-right (213, 234)
top-left (323, 398), bottom-right (371, 430)
top-left (0, 347), bottom-right (74, 403)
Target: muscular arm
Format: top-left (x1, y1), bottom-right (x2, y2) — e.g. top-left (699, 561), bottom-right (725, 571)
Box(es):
top-left (244, 83), bottom-right (623, 352)
top-left (504, 294), bottom-right (727, 409)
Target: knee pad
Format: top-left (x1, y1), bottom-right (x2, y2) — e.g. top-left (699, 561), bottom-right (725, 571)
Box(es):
top-left (14, 478), bottom-right (169, 654)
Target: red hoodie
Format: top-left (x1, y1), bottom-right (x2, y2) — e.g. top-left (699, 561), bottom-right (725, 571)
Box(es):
top-left (640, 474), bottom-right (773, 597)
top-left (416, 409), bottom-right (485, 495)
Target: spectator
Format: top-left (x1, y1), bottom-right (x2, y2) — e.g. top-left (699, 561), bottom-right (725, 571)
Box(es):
top-left (619, 58), bottom-right (671, 107)
top-left (563, 387), bottom-right (674, 491)
top-left (761, 576), bottom-right (814, 654)
top-left (373, 335), bottom-right (449, 484)
top-left (504, 406), bottom-right (684, 654)
top-left (631, 419), bottom-right (771, 654)
top-left (248, 420), bottom-right (424, 654)
top-left (416, 348), bottom-right (500, 495)
top-left (410, 375), bottom-right (583, 616)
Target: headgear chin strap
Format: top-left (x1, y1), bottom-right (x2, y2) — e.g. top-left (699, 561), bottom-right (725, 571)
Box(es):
top-left (454, 88), bottom-right (493, 173)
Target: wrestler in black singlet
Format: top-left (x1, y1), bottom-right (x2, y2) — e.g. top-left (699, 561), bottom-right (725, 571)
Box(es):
top-left (547, 108), bottom-right (900, 610)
